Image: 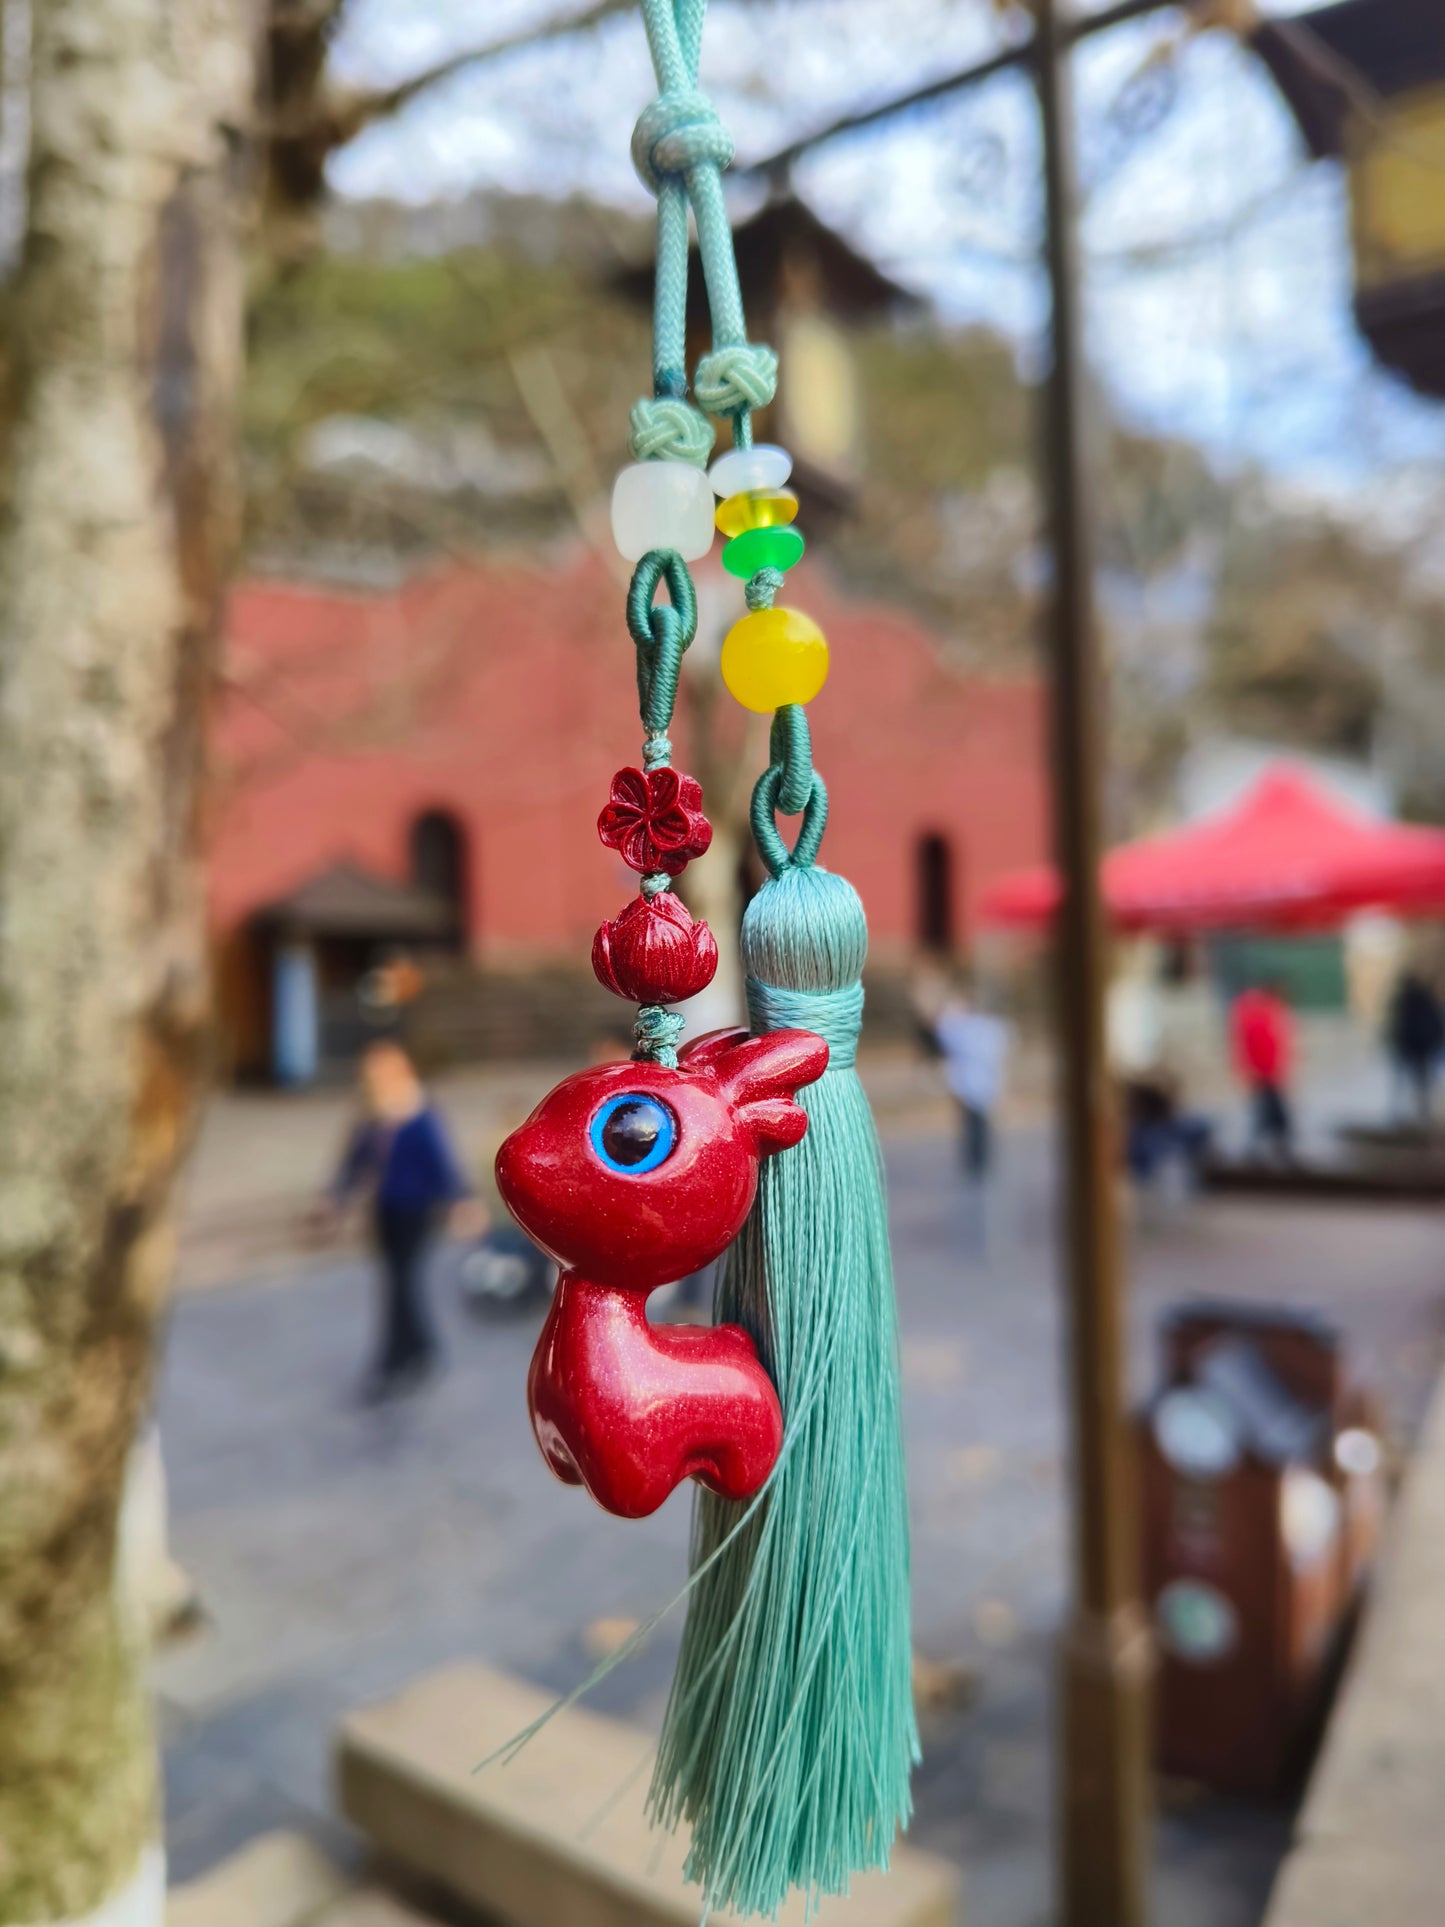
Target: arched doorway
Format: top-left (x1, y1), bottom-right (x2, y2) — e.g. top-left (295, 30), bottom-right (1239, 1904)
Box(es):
top-left (409, 809), bottom-right (470, 945)
top-left (915, 831), bottom-right (957, 954)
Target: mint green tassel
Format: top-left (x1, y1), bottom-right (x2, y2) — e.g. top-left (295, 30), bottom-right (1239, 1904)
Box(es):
top-left (649, 856), bottom-right (918, 1919)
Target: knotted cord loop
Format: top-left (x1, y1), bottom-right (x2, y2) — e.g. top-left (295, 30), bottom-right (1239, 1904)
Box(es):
top-left (627, 550), bottom-right (698, 753)
top-left (629, 395), bottom-right (716, 468)
top-left (769, 705), bottom-right (813, 816)
top-left (750, 762), bottom-right (829, 877)
top-left (630, 0), bottom-right (777, 454)
top-left (631, 88), bottom-right (735, 193)
top-left (744, 566), bottom-right (784, 613)
top-left (695, 343), bottom-right (778, 420)
top-left (627, 549), bottom-right (698, 652)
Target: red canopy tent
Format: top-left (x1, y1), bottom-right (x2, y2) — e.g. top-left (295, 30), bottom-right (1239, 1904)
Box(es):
top-left (978, 765), bottom-right (1445, 934)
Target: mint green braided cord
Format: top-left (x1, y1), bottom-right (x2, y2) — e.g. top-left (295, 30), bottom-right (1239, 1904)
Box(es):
top-left (629, 0), bottom-right (778, 463)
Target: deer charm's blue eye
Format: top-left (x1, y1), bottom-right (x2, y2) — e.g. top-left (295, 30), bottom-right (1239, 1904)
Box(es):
top-left (590, 1093), bottom-right (677, 1175)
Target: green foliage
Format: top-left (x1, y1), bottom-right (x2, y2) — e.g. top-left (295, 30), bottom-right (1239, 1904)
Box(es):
top-left (242, 240), bottom-right (649, 557)
top-left (856, 325), bottom-right (1029, 494)
top-left (246, 249), bottom-right (576, 432)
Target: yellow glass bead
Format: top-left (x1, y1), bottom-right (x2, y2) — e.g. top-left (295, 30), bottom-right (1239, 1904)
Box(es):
top-left (720, 607), bottom-right (829, 714)
top-left (714, 489), bottom-right (801, 539)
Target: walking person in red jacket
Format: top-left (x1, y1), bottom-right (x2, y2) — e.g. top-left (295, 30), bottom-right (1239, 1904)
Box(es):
top-left (1231, 980), bottom-right (1295, 1163)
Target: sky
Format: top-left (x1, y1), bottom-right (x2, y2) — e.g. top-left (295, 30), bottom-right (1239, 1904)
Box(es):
top-left (326, 0), bottom-right (1445, 489)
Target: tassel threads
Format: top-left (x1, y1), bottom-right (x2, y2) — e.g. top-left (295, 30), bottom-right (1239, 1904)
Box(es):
top-left (649, 862), bottom-right (918, 1918)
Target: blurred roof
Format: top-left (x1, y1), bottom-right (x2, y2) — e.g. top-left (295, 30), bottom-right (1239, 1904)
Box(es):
top-left (255, 860), bottom-right (457, 940)
top-left (1252, 0), bottom-right (1445, 160)
top-left (612, 193), bottom-right (920, 322)
top-left (979, 763), bottom-right (1445, 933)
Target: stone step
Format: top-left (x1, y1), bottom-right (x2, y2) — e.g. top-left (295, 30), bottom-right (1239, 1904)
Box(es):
top-left (166, 1829), bottom-right (440, 1927)
top-left (336, 1662), bottom-right (961, 1927)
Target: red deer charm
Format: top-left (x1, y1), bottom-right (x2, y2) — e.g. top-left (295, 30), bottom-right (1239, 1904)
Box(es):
top-left (495, 1027), bottom-right (828, 1518)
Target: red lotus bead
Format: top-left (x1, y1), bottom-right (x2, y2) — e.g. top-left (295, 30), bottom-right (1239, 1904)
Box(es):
top-left (495, 1027), bottom-right (831, 1516)
top-left (592, 890), bottom-right (718, 1005)
top-left (598, 765), bottom-right (713, 876)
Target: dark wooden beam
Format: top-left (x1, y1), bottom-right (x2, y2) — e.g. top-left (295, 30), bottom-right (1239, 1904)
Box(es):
top-left (741, 0), bottom-right (1183, 178)
top-left (1034, 1), bottom-right (1155, 1920)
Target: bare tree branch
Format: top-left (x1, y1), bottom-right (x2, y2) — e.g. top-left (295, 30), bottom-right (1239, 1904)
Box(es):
top-left (325, 0), bottom-right (636, 147)
top-left (260, 0), bottom-right (638, 235)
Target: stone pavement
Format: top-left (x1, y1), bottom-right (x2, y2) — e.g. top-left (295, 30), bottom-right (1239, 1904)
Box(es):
top-left (155, 1114), bottom-right (1445, 1927)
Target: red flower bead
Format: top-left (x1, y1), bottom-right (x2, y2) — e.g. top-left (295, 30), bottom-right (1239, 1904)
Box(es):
top-left (598, 766), bottom-right (713, 877)
top-left (592, 891), bottom-right (719, 1005)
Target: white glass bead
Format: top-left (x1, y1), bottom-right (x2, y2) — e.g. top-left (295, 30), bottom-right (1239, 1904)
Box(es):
top-left (707, 443), bottom-right (793, 498)
top-left (610, 461), bottom-right (715, 562)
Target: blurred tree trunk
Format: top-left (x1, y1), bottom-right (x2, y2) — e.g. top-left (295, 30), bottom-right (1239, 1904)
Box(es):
top-left (0, 3), bottom-right (254, 1921)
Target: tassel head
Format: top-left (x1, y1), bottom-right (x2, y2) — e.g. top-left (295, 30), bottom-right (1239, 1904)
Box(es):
top-left (650, 847), bottom-right (918, 1919)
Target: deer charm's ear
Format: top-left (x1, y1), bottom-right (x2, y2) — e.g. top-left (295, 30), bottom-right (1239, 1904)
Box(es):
top-left (681, 1027), bottom-right (829, 1156)
top-left (737, 1097), bottom-right (811, 1154)
top-left (679, 1027), bottom-right (753, 1071)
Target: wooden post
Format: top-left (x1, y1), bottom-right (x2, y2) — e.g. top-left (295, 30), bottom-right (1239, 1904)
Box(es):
top-left (1034, 3), bottom-right (1154, 1923)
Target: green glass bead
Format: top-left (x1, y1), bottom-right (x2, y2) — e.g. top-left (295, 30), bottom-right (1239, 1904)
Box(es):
top-left (721, 524), bottom-right (806, 580)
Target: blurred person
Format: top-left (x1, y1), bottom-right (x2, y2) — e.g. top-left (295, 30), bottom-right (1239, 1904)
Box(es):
top-left (933, 979), bottom-right (1009, 1180)
top-left (1121, 1069), bottom-right (1213, 1192)
top-left (909, 959), bottom-right (950, 1057)
top-left (1230, 980), bottom-right (1295, 1163)
top-left (1106, 950), bottom-right (1164, 1087)
top-left (323, 1041), bottom-right (478, 1401)
top-left (458, 1023), bottom-right (637, 1318)
top-left (1385, 968), bottom-right (1444, 1126)
top-left (457, 1097), bottom-right (555, 1317)
top-left (359, 947), bottom-right (425, 1015)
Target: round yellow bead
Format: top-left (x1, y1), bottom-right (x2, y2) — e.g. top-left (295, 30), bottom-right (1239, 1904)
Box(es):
top-left (720, 607), bottom-right (829, 714)
top-left (714, 489), bottom-right (801, 539)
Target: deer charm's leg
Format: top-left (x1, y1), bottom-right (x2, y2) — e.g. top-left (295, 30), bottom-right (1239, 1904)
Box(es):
top-left (527, 1277), bottom-right (782, 1519)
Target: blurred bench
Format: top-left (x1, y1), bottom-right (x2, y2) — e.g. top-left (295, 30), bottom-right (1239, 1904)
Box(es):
top-left (167, 1829), bottom-right (436, 1925)
top-left (335, 1662), bottom-right (961, 1927)
top-left (1263, 1373), bottom-right (1445, 1926)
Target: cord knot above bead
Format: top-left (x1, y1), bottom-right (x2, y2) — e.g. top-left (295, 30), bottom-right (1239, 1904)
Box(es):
top-left (628, 395), bottom-right (715, 468)
top-left (633, 1003), bottom-right (687, 1068)
top-left (631, 89), bottom-right (735, 196)
top-left (694, 342), bottom-right (778, 417)
top-left (745, 566), bottom-right (785, 613)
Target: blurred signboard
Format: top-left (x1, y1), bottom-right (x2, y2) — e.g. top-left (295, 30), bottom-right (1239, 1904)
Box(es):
top-left (1139, 1301), bottom-right (1386, 1795)
top-left (1254, 0), bottom-right (1445, 396)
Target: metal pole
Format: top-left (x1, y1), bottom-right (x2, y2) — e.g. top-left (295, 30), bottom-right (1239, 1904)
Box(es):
top-left (1034, 4), bottom-right (1153, 1924)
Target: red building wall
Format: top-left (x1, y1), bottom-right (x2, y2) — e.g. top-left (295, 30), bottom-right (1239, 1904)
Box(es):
top-left (213, 549), bottom-right (1048, 966)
